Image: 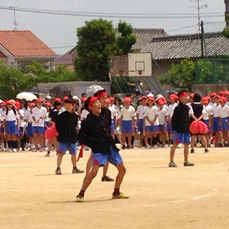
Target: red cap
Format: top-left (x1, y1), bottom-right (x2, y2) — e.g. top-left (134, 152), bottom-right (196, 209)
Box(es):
top-left (225, 91), bottom-right (229, 96)
top-left (123, 97), bottom-right (132, 103)
top-left (169, 94), bottom-right (178, 100)
top-left (157, 98), bottom-right (165, 105)
top-left (29, 102), bottom-right (35, 107)
top-left (189, 93), bottom-right (194, 98)
top-left (63, 96), bottom-right (69, 102)
top-left (141, 95), bottom-right (147, 100)
top-left (210, 92), bottom-right (217, 98)
top-left (202, 97), bottom-right (209, 104)
top-left (1, 101), bottom-right (6, 106)
top-left (109, 97), bottom-right (115, 101)
top-left (54, 97), bottom-right (61, 102)
top-left (45, 102), bottom-right (52, 107)
top-left (82, 97), bottom-right (87, 102)
top-left (36, 98), bottom-right (43, 103)
top-left (219, 97), bottom-right (227, 103)
top-left (147, 96), bottom-right (154, 101)
top-left (6, 100), bottom-right (14, 105)
top-left (219, 91), bottom-right (225, 96)
top-left (15, 101), bottom-right (20, 108)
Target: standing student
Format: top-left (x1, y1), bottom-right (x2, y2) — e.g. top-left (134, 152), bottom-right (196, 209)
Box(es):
top-left (189, 93), bottom-right (208, 153)
top-left (136, 95), bottom-right (147, 147)
top-left (31, 98), bottom-right (47, 152)
top-left (218, 97), bottom-right (229, 146)
top-left (3, 100), bottom-right (19, 152)
top-left (0, 101), bottom-right (7, 151)
top-left (76, 97), bottom-right (128, 202)
top-left (144, 96), bottom-right (159, 149)
top-left (169, 90), bottom-right (194, 167)
top-left (157, 98), bottom-right (169, 147)
top-left (120, 97), bottom-right (135, 149)
top-left (55, 98), bottom-right (84, 175)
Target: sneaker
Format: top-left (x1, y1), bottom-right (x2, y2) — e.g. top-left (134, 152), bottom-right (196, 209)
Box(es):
top-left (164, 144), bottom-right (168, 148)
top-left (137, 144), bottom-right (143, 148)
top-left (32, 148), bottom-right (37, 152)
top-left (101, 176), bottom-right (114, 182)
top-left (12, 149), bottom-right (17, 152)
top-left (76, 194), bottom-right (84, 202)
top-left (8, 149), bottom-right (12, 152)
top-left (207, 143), bottom-right (211, 148)
top-left (215, 143), bottom-right (224, 147)
top-left (204, 148), bottom-right (209, 153)
top-left (55, 168), bottom-right (62, 175)
top-left (177, 143), bottom-right (183, 148)
top-left (190, 149), bottom-right (195, 153)
top-left (72, 168), bottom-right (84, 174)
top-left (184, 161), bottom-right (195, 166)
top-left (126, 145), bottom-right (130, 149)
top-left (130, 145), bottom-right (134, 149)
top-left (45, 153), bottom-right (50, 157)
top-left (146, 144), bottom-right (151, 149)
top-left (169, 161), bottom-right (177, 167)
top-left (153, 145), bottom-right (158, 149)
top-left (112, 192), bottom-right (129, 199)
top-left (122, 145), bottom-right (126, 150)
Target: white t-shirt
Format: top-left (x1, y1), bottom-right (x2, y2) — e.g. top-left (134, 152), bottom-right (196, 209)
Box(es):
top-left (158, 107), bottom-right (168, 125)
top-left (32, 107), bottom-right (47, 127)
top-left (168, 103), bottom-right (178, 119)
top-left (219, 105), bottom-right (229, 118)
top-left (109, 106), bottom-right (117, 119)
top-left (212, 104), bottom-right (221, 117)
top-left (136, 105), bottom-right (146, 119)
top-left (3, 109), bottom-right (19, 121)
top-left (24, 109), bottom-right (33, 123)
top-left (0, 109), bottom-right (6, 122)
top-left (120, 106), bottom-right (135, 121)
top-left (144, 105), bottom-right (159, 126)
top-left (18, 108), bottom-right (27, 127)
top-left (81, 109), bottom-right (89, 120)
top-left (203, 104), bottom-right (213, 120)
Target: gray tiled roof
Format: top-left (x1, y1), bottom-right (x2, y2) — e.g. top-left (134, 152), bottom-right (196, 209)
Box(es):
top-left (141, 32), bottom-right (229, 60)
top-left (132, 28), bottom-right (167, 51)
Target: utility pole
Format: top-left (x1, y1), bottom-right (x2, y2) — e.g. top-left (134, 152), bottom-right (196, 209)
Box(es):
top-left (200, 21), bottom-right (204, 58)
top-left (189, 0), bottom-right (207, 32)
top-left (9, 6), bottom-right (18, 31)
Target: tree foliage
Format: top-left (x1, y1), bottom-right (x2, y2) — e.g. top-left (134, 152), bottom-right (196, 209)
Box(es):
top-left (0, 61), bottom-right (79, 99)
top-left (75, 19), bottom-right (118, 81)
top-left (159, 59), bottom-right (195, 91)
top-left (223, 14), bottom-right (229, 38)
top-left (117, 20), bottom-right (136, 55)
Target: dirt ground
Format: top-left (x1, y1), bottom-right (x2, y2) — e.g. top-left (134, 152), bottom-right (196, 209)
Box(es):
top-left (1, 146), bottom-right (229, 229)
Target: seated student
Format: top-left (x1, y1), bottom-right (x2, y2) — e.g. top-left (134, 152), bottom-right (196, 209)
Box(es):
top-left (76, 97), bottom-right (129, 202)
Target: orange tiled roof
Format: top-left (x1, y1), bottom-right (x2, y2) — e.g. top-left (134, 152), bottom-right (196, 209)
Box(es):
top-left (0, 30), bottom-right (57, 57)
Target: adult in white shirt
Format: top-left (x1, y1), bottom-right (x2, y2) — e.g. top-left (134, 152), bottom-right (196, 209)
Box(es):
top-left (32, 98), bottom-right (47, 151)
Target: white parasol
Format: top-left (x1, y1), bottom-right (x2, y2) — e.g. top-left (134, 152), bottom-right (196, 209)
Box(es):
top-left (85, 85), bottom-right (104, 97)
top-left (16, 92), bottom-right (37, 101)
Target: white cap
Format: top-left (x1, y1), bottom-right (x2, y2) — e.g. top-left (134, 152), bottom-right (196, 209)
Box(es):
top-left (147, 93), bottom-right (154, 98)
top-left (45, 95), bottom-right (51, 100)
top-left (73, 96), bottom-right (79, 100)
top-left (0, 99), bottom-right (2, 104)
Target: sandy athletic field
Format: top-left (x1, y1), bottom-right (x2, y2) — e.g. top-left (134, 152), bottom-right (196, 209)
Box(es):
top-left (1, 146), bottom-right (229, 229)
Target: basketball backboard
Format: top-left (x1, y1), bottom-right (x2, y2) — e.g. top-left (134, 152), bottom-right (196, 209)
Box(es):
top-left (110, 53), bottom-right (152, 77)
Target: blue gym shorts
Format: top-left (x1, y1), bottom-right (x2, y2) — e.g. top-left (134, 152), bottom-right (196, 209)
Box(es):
top-left (6, 121), bottom-right (17, 135)
top-left (221, 117), bottom-right (229, 131)
top-left (32, 126), bottom-right (45, 134)
top-left (122, 120), bottom-right (132, 133)
top-left (110, 119), bottom-right (115, 134)
top-left (167, 122), bottom-right (173, 133)
top-left (173, 131), bottom-right (190, 144)
top-left (58, 142), bottom-right (77, 154)
top-left (137, 119), bottom-right (144, 132)
top-left (93, 145), bottom-right (123, 166)
top-left (27, 123), bottom-right (33, 137)
top-left (145, 125), bottom-right (159, 133)
top-left (213, 117), bottom-right (220, 131)
top-left (159, 124), bottom-right (167, 131)
top-left (203, 119), bottom-right (211, 132)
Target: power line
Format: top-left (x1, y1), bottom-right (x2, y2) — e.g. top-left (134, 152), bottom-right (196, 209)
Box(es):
top-left (0, 6), bottom-right (225, 19)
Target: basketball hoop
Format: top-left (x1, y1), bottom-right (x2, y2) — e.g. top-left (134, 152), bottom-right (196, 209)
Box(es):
top-left (138, 70), bottom-right (142, 75)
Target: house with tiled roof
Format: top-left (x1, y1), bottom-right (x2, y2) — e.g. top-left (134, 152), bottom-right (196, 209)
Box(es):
top-left (0, 30), bottom-right (57, 70)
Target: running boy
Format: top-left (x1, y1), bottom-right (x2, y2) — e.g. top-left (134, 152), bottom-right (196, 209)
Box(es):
top-left (169, 90), bottom-right (194, 167)
top-left (76, 97), bottom-right (128, 202)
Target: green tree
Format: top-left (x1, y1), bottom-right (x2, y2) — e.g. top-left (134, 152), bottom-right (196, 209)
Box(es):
top-left (117, 20), bottom-right (136, 55)
top-left (75, 19), bottom-right (118, 81)
top-left (223, 14), bottom-right (229, 38)
top-left (159, 58), bottom-right (195, 91)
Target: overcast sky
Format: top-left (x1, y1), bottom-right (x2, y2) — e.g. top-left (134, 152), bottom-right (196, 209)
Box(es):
top-left (0, 0), bottom-right (226, 54)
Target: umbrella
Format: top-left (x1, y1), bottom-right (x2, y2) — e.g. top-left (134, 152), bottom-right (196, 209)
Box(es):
top-left (16, 92), bottom-right (37, 101)
top-left (51, 84), bottom-right (72, 93)
top-left (85, 85), bottom-right (104, 97)
top-left (28, 87), bottom-right (48, 94)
